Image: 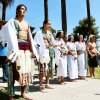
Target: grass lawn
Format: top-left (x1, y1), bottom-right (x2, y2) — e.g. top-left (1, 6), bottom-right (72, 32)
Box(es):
top-left (94, 66), bottom-right (100, 79)
top-left (87, 66), bottom-right (100, 79)
top-left (0, 86), bottom-right (25, 100)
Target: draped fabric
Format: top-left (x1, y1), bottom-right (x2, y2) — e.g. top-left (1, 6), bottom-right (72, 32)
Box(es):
top-left (55, 38), bottom-right (67, 77)
top-left (0, 18), bottom-right (20, 62)
top-left (0, 18), bottom-right (38, 96)
top-left (67, 42), bottom-right (78, 79)
top-left (34, 30), bottom-right (50, 64)
top-left (75, 42), bottom-right (87, 77)
top-left (34, 30), bottom-right (56, 78)
top-left (16, 43), bottom-right (34, 85)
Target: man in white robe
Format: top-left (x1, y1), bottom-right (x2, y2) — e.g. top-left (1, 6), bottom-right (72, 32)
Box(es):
top-left (34, 20), bottom-right (55, 92)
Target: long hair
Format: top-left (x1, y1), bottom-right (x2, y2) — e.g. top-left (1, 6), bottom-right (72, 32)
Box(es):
top-left (67, 35), bottom-right (72, 42)
top-left (56, 30), bottom-right (63, 38)
top-left (40, 20), bottom-right (50, 30)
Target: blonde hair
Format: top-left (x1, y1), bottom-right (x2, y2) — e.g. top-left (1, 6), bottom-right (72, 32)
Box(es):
top-left (88, 34), bottom-right (95, 41)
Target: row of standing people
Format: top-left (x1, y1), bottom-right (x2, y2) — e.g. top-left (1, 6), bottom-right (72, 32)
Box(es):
top-left (0, 4), bottom-right (99, 100)
top-left (54, 32), bottom-right (99, 83)
top-left (34, 20), bottom-right (99, 90)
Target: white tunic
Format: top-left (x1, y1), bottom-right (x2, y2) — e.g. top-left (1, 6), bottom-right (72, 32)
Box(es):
top-left (34, 30), bottom-right (50, 64)
top-left (75, 42), bottom-right (87, 76)
top-left (67, 42), bottom-right (78, 79)
top-left (55, 38), bottom-right (67, 77)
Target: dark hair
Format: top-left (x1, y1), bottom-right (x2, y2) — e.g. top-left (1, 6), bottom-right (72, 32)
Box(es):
top-left (41, 20), bottom-right (50, 29)
top-left (43, 20), bottom-right (50, 26)
top-left (79, 34), bottom-right (84, 42)
top-left (74, 33), bottom-right (79, 42)
top-left (16, 4), bottom-right (27, 18)
top-left (56, 30), bottom-right (63, 38)
top-left (67, 35), bottom-right (73, 42)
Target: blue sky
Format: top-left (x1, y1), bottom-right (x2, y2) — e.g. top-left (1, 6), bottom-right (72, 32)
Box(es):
top-left (1, 0), bottom-right (100, 36)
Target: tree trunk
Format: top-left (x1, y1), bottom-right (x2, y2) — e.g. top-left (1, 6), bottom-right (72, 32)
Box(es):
top-left (86, 0), bottom-right (91, 39)
top-left (2, 4), bottom-right (6, 20)
top-left (44, 0), bottom-right (48, 21)
top-left (61, 0), bottom-right (67, 42)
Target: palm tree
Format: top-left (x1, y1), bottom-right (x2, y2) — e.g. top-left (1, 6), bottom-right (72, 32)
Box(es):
top-left (61, 0), bottom-right (67, 42)
top-left (86, 0), bottom-right (91, 37)
top-left (44, 0), bottom-right (48, 21)
top-left (0, 0), bottom-right (14, 20)
top-left (0, 3), bottom-right (2, 18)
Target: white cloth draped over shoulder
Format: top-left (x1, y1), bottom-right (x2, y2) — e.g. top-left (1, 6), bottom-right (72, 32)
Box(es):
top-left (0, 18), bottom-right (39, 62)
top-left (0, 18), bottom-right (19, 62)
top-left (34, 30), bottom-right (50, 64)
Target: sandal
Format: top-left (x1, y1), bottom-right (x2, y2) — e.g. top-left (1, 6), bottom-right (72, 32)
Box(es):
top-left (58, 80), bottom-right (63, 84)
top-left (21, 93), bottom-right (33, 100)
top-left (61, 78), bottom-right (66, 84)
top-left (9, 96), bottom-right (14, 100)
top-left (40, 86), bottom-right (47, 93)
top-left (45, 85), bottom-right (54, 89)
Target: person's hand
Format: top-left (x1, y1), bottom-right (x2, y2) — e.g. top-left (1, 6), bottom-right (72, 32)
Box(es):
top-left (5, 58), bottom-right (10, 63)
top-left (60, 43), bottom-right (63, 46)
top-left (74, 56), bottom-right (77, 60)
top-left (31, 53), bottom-right (36, 58)
top-left (63, 51), bottom-right (68, 55)
top-left (63, 52), bottom-right (67, 55)
top-left (91, 53), bottom-right (97, 58)
top-left (97, 52), bottom-right (100, 56)
top-left (77, 52), bottom-right (80, 55)
top-left (49, 42), bottom-right (53, 46)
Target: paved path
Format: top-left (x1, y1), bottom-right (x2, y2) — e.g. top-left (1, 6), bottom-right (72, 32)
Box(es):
top-left (0, 68), bottom-right (100, 100)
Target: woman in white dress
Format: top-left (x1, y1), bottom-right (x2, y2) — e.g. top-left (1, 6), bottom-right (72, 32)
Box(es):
top-left (55, 31), bottom-right (68, 84)
top-left (75, 35), bottom-right (87, 80)
top-left (66, 35), bottom-right (78, 82)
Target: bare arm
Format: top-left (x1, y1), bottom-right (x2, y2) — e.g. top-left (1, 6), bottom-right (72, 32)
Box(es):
top-left (86, 42), bottom-right (96, 57)
top-left (67, 45), bottom-right (77, 59)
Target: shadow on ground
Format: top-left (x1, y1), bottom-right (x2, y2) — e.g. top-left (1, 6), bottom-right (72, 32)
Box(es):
top-left (0, 87), bottom-right (25, 100)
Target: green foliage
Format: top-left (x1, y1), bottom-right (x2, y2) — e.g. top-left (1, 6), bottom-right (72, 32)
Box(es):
top-left (73, 16), bottom-right (99, 39)
top-left (49, 27), bottom-right (56, 34)
top-left (0, 87), bottom-right (25, 100)
top-left (0, 0), bottom-right (14, 7)
top-left (0, 18), bottom-right (2, 21)
top-left (95, 67), bottom-right (100, 79)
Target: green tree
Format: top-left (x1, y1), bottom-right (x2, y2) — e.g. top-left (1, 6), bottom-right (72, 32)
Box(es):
top-left (73, 17), bottom-right (99, 40)
top-left (0, 0), bottom-right (14, 20)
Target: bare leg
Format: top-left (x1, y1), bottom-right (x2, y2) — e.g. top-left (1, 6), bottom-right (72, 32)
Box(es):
top-left (46, 71), bottom-right (50, 85)
top-left (45, 71), bottom-right (53, 89)
top-left (89, 67), bottom-right (93, 77)
top-left (61, 76), bottom-right (64, 83)
top-left (61, 76), bottom-right (66, 84)
top-left (39, 72), bottom-right (44, 91)
top-left (21, 85), bottom-right (33, 100)
top-left (21, 85), bottom-right (27, 97)
top-left (58, 76), bottom-right (62, 84)
top-left (9, 96), bottom-right (14, 100)
top-left (92, 67), bottom-right (95, 77)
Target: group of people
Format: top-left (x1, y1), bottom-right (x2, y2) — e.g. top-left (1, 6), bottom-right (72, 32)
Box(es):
top-left (0, 4), bottom-right (100, 100)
